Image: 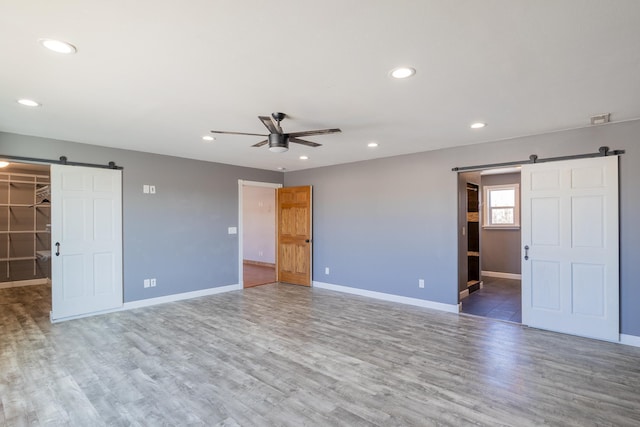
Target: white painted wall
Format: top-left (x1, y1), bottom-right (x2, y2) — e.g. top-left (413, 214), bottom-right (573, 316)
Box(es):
top-left (242, 186), bottom-right (275, 264)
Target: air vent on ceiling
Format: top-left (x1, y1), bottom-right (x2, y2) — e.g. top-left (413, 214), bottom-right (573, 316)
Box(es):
top-left (590, 113), bottom-right (611, 125)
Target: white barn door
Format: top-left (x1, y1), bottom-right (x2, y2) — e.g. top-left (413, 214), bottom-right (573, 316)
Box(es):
top-left (50, 165), bottom-right (123, 321)
top-left (521, 156), bottom-right (619, 341)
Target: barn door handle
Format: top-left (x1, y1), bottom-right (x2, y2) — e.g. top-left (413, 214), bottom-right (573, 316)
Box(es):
top-left (524, 245), bottom-right (529, 261)
top-left (55, 242), bottom-right (60, 256)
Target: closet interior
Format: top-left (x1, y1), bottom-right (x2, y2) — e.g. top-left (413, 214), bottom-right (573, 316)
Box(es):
top-left (466, 182), bottom-right (481, 293)
top-left (0, 162), bottom-right (51, 286)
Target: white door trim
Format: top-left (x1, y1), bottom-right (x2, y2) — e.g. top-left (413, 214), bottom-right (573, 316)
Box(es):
top-left (238, 180), bottom-right (282, 287)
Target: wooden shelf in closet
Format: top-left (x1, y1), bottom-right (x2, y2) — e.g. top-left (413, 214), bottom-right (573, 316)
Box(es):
top-left (0, 230), bottom-right (50, 234)
top-left (0, 256), bottom-right (37, 262)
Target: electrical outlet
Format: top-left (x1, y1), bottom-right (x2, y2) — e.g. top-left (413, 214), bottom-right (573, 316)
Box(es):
top-left (419, 279), bottom-right (425, 288)
top-left (325, 267), bottom-right (330, 275)
top-left (150, 278), bottom-right (156, 287)
top-left (144, 279), bottom-right (150, 288)
top-left (259, 250), bottom-right (263, 257)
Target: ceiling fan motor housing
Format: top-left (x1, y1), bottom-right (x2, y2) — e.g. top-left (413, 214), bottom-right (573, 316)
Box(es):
top-left (269, 133), bottom-right (289, 152)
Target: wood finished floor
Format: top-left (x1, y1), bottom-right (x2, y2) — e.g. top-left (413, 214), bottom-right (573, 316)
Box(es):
top-left (2, 284), bottom-right (640, 426)
top-left (243, 263), bottom-right (276, 288)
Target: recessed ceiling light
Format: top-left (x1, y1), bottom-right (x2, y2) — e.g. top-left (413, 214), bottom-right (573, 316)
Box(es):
top-left (202, 135), bottom-right (215, 141)
top-left (0, 161), bottom-right (9, 168)
top-left (299, 155), bottom-right (309, 160)
top-left (470, 122), bottom-right (486, 129)
top-left (367, 142), bottom-right (379, 148)
top-left (390, 67), bottom-right (416, 79)
top-left (38, 38), bottom-right (77, 54)
top-left (17, 99), bottom-right (41, 107)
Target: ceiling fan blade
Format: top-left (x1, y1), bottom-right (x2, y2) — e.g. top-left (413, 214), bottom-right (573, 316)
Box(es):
top-left (252, 139), bottom-right (269, 147)
top-left (288, 128), bottom-right (341, 138)
top-left (210, 130), bottom-right (267, 137)
top-left (290, 137), bottom-right (322, 148)
top-left (259, 116), bottom-right (280, 134)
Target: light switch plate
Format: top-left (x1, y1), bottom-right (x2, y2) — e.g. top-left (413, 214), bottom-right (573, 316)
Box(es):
top-left (228, 227), bottom-right (237, 234)
top-left (150, 185), bottom-right (156, 194)
top-left (143, 185), bottom-right (150, 194)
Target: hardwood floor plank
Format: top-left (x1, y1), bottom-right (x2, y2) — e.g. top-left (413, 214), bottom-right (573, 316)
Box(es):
top-left (1, 283), bottom-right (640, 426)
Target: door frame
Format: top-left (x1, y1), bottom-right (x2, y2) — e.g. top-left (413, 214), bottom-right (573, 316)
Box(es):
top-left (457, 157), bottom-right (621, 340)
top-left (0, 159), bottom-right (125, 322)
top-left (237, 180), bottom-right (282, 287)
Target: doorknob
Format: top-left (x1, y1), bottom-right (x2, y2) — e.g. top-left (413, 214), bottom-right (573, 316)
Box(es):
top-left (305, 239), bottom-right (310, 243)
top-left (524, 245), bottom-right (529, 261)
top-left (55, 242), bottom-right (60, 256)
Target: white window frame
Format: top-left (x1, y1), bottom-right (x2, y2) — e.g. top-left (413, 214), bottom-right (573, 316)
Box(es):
top-left (483, 184), bottom-right (520, 229)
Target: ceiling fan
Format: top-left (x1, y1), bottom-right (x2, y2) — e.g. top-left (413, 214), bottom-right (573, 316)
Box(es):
top-left (210, 112), bottom-right (341, 153)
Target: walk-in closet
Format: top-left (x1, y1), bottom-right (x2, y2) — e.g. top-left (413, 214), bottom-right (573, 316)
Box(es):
top-left (0, 162), bottom-right (51, 287)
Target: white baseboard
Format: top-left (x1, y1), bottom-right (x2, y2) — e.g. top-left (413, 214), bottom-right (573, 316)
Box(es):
top-left (313, 281), bottom-right (460, 313)
top-left (0, 278), bottom-right (49, 289)
top-left (459, 289), bottom-right (469, 299)
top-left (482, 271), bottom-right (522, 280)
top-left (620, 334), bottom-right (640, 348)
top-left (51, 284), bottom-right (241, 323)
top-left (124, 284), bottom-right (242, 310)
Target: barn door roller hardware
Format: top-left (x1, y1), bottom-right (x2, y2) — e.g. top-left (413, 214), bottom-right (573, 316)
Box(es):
top-left (452, 146), bottom-right (624, 172)
top-left (0, 154), bottom-right (122, 170)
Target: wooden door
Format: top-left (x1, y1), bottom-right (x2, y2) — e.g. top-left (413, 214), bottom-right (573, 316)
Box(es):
top-left (50, 165), bottom-right (123, 321)
top-left (277, 186), bottom-right (312, 286)
top-left (521, 156), bottom-right (619, 341)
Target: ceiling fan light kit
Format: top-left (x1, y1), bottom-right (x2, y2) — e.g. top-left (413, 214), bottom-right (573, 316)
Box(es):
top-left (268, 133), bottom-right (289, 153)
top-left (211, 112), bottom-right (341, 153)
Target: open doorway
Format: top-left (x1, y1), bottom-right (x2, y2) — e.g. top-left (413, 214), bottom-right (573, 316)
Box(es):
top-left (0, 161), bottom-right (52, 322)
top-left (2, 159), bottom-right (124, 322)
top-left (0, 161), bottom-right (52, 290)
top-left (458, 168), bottom-right (522, 323)
top-left (239, 181), bottom-right (281, 288)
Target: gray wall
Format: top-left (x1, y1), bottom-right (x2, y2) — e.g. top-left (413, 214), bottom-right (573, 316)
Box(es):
top-left (285, 120), bottom-right (640, 338)
top-left (0, 132), bottom-right (283, 302)
top-left (480, 172), bottom-right (521, 275)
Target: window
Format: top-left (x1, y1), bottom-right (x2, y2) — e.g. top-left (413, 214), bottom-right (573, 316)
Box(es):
top-left (483, 184), bottom-right (520, 228)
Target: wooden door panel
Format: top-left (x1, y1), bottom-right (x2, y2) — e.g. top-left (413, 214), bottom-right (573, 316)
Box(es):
top-left (277, 186), bottom-right (311, 286)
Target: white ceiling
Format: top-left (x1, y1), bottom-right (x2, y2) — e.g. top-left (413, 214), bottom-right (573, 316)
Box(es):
top-left (1, 1), bottom-right (639, 172)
